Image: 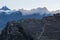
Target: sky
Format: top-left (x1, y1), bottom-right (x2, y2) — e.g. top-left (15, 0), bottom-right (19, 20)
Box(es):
top-left (0, 0), bottom-right (60, 11)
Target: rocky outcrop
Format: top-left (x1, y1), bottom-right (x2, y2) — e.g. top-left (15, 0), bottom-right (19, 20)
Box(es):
top-left (0, 21), bottom-right (33, 40)
top-left (0, 19), bottom-right (44, 40)
top-left (19, 19), bottom-right (44, 40)
top-left (1, 13), bottom-right (60, 40)
top-left (40, 13), bottom-right (60, 40)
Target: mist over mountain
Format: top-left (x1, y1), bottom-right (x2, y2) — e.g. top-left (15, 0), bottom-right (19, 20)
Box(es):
top-left (0, 6), bottom-right (59, 32)
top-left (20, 7), bottom-right (50, 15)
top-left (0, 6), bottom-right (60, 40)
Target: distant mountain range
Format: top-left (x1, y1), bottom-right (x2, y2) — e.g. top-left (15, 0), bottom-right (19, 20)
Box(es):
top-left (0, 6), bottom-right (60, 32)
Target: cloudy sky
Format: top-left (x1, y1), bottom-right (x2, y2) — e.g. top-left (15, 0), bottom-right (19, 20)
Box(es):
top-left (0, 0), bottom-right (60, 11)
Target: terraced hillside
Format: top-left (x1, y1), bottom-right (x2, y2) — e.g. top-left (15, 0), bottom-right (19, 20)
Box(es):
top-left (40, 13), bottom-right (60, 40)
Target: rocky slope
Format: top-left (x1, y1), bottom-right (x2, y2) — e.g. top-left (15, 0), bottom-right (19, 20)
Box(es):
top-left (0, 21), bottom-right (33, 40)
top-left (40, 13), bottom-right (60, 40)
top-left (1, 13), bottom-right (60, 40)
top-left (0, 18), bottom-right (44, 40)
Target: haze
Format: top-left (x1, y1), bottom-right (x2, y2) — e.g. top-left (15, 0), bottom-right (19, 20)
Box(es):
top-left (0, 0), bottom-right (60, 11)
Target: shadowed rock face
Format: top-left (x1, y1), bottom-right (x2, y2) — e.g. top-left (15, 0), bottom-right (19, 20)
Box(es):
top-left (1, 13), bottom-right (60, 40)
top-left (0, 21), bottom-right (33, 40)
top-left (19, 19), bottom-right (44, 40)
top-left (0, 19), bottom-right (43, 40)
top-left (40, 13), bottom-right (60, 40)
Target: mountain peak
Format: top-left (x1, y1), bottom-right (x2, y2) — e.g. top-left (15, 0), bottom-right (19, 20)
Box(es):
top-left (0, 6), bottom-right (10, 11)
top-left (37, 7), bottom-right (48, 10)
top-left (43, 7), bottom-right (47, 9)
